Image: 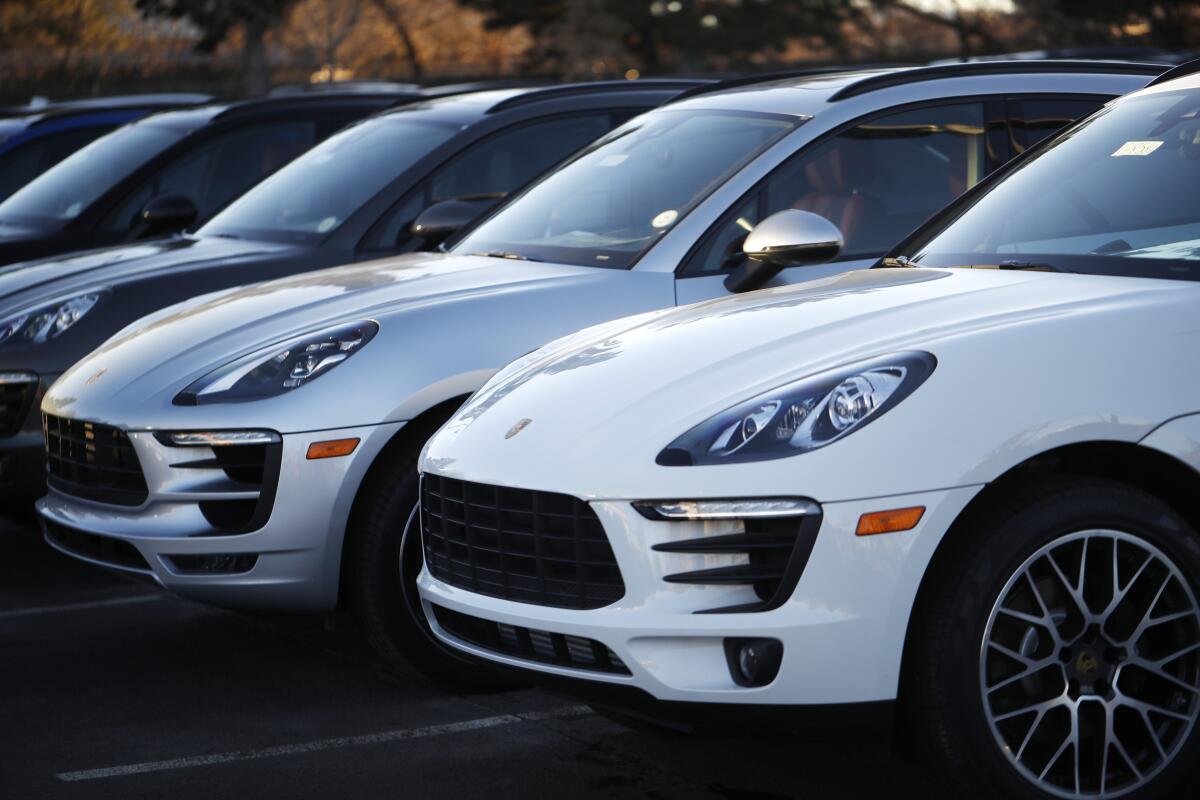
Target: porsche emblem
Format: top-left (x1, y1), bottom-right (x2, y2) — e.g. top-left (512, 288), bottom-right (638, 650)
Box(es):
top-left (85, 368), bottom-right (107, 386)
top-left (505, 418), bottom-right (532, 439)
top-left (1076, 651), bottom-right (1100, 675)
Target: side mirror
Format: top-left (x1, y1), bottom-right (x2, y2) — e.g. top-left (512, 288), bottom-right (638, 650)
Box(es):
top-left (724, 209), bottom-right (843, 293)
top-left (138, 193), bottom-right (198, 236)
top-left (410, 197), bottom-right (499, 249)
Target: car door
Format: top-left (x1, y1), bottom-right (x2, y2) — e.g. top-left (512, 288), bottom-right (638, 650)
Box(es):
top-left (355, 112), bottom-right (626, 259)
top-left (674, 99), bottom-right (999, 304)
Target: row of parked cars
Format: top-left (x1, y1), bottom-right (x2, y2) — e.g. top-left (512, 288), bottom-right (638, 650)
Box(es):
top-left (3, 59), bottom-right (1199, 799)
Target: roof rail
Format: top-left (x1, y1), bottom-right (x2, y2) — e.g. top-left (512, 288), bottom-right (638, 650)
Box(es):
top-left (1146, 57), bottom-right (1200, 87)
top-left (828, 59), bottom-right (1169, 101)
top-left (666, 65), bottom-right (907, 104)
top-left (486, 79), bottom-right (710, 114)
top-left (213, 91), bottom-right (419, 120)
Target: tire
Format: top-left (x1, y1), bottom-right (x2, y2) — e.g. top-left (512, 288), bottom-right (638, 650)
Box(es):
top-left (344, 440), bottom-right (521, 692)
top-left (908, 477), bottom-right (1200, 800)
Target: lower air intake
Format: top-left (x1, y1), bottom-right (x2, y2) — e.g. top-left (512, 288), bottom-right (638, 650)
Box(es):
top-left (433, 604), bottom-right (630, 675)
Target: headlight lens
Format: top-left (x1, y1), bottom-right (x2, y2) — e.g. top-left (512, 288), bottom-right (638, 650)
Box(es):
top-left (657, 352), bottom-right (935, 466)
top-left (0, 291), bottom-right (106, 348)
top-left (175, 321), bottom-right (378, 406)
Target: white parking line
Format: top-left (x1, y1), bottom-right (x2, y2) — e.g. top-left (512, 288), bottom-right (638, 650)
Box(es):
top-left (57, 705), bottom-right (593, 782)
top-left (0, 594), bottom-right (163, 620)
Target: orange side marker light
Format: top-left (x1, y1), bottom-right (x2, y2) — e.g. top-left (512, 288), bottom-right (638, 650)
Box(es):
top-left (306, 438), bottom-right (360, 460)
top-left (856, 506), bottom-right (925, 537)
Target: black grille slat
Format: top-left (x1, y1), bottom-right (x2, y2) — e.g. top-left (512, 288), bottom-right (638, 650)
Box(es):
top-left (422, 475), bottom-right (624, 610)
top-left (43, 414), bottom-right (148, 506)
top-left (433, 604), bottom-right (630, 675)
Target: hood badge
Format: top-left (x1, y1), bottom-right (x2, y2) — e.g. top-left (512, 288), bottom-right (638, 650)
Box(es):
top-left (505, 418), bottom-right (532, 439)
top-left (85, 368), bottom-right (107, 386)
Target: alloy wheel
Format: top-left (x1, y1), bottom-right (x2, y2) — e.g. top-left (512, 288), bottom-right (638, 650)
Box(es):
top-left (981, 529), bottom-right (1200, 798)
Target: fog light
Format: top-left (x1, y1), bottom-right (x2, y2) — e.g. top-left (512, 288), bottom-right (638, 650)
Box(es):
top-left (724, 637), bottom-right (783, 687)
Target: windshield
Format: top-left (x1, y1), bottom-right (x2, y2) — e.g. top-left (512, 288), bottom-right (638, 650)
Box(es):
top-left (903, 86), bottom-right (1200, 281)
top-left (201, 115), bottom-right (460, 244)
top-left (0, 123), bottom-right (183, 228)
top-left (452, 109), bottom-right (798, 268)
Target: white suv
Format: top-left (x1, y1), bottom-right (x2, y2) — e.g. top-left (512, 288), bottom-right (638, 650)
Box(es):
top-left (417, 65), bottom-right (1200, 799)
top-left (38, 63), bottom-right (1159, 690)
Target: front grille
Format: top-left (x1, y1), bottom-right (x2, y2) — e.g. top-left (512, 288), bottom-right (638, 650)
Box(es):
top-left (433, 604), bottom-right (630, 675)
top-left (43, 414), bottom-right (148, 506)
top-left (0, 374), bottom-right (36, 437)
top-left (421, 475), bottom-right (625, 610)
top-left (44, 520), bottom-right (152, 572)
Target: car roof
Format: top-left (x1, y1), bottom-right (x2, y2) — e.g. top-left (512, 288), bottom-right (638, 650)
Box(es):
top-left (0, 93), bottom-right (214, 130)
top-left (667, 60), bottom-right (1170, 117)
top-left (134, 90), bottom-right (424, 130)
top-left (369, 78), bottom-right (709, 125)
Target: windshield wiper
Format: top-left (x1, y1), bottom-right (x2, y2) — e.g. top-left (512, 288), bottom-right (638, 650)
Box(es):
top-left (881, 255), bottom-right (914, 267)
top-left (996, 259), bottom-right (1071, 273)
top-left (468, 250), bottom-right (543, 262)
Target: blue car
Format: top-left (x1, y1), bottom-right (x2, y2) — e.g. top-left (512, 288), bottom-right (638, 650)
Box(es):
top-left (0, 94), bottom-right (211, 201)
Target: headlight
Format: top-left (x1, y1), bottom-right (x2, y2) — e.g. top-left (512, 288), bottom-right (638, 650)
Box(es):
top-left (657, 352), bottom-right (935, 466)
top-left (0, 290), bottom-right (107, 348)
top-left (175, 321), bottom-right (378, 406)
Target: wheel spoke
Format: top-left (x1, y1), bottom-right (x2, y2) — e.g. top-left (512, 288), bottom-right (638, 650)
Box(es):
top-left (1047, 550), bottom-right (1092, 624)
top-left (1016, 706), bottom-right (1051, 761)
top-left (995, 697), bottom-right (1066, 723)
top-left (1038, 731), bottom-right (1073, 782)
top-left (1124, 656), bottom-right (1199, 694)
top-left (1102, 550), bottom-right (1153, 619)
top-left (1119, 694), bottom-right (1193, 723)
top-left (998, 605), bottom-right (1052, 628)
top-left (1124, 573), bottom-right (1176, 647)
top-left (1025, 570), bottom-right (1055, 621)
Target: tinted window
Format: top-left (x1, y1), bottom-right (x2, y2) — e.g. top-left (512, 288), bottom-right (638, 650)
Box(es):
top-left (453, 110), bottom-right (797, 269)
top-left (905, 89), bottom-right (1200, 280)
top-left (364, 113), bottom-right (618, 253)
top-left (0, 125), bottom-right (114, 201)
top-left (103, 120), bottom-right (317, 232)
top-left (684, 103), bottom-right (985, 275)
top-left (0, 123), bottom-right (183, 228)
top-left (200, 115), bottom-right (458, 244)
top-left (1009, 96), bottom-right (1106, 154)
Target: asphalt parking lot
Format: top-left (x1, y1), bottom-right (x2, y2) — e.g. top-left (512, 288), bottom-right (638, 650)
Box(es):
top-left (0, 517), bottom-right (934, 800)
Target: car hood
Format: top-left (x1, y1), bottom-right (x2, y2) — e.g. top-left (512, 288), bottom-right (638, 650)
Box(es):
top-left (424, 267), bottom-right (1192, 500)
top-left (47, 251), bottom-right (663, 428)
top-left (0, 234), bottom-right (298, 311)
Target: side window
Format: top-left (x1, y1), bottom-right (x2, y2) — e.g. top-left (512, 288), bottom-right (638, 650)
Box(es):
top-left (102, 120), bottom-right (317, 231)
top-left (1007, 96), bottom-right (1106, 154)
top-left (362, 113), bottom-right (614, 253)
top-left (684, 102), bottom-right (987, 275)
top-left (0, 126), bottom-right (113, 201)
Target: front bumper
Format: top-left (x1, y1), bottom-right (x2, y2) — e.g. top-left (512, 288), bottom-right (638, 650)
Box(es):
top-left (420, 484), bottom-right (978, 709)
top-left (36, 420), bottom-right (405, 612)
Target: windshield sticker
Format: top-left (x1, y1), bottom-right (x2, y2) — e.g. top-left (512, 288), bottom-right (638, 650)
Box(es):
top-left (651, 209), bottom-right (678, 229)
top-left (316, 217), bottom-right (337, 233)
top-left (1112, 140), bottom-right (1163, 157)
